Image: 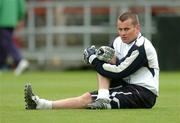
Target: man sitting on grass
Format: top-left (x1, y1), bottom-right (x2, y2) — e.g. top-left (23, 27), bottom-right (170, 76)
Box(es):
top-left (24, 11), bottom-right (159, 109)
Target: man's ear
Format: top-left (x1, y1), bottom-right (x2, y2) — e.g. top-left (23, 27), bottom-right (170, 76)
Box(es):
top-left (135, 24), bottom-right (141, 34)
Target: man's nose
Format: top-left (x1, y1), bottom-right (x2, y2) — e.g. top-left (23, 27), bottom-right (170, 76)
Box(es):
top-left (121, 30), bottom-right (126, 35)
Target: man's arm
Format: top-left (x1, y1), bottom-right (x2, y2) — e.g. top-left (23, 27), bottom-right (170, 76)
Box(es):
top-left (90, 44), bottom-right (147, 80)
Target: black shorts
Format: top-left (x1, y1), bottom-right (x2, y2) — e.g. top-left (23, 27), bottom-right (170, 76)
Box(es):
top-left (90, 84), bottom-right (157, 109)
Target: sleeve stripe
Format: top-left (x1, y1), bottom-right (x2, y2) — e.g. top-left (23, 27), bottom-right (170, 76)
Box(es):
top-left (102, 50), bottom-right (139, 73)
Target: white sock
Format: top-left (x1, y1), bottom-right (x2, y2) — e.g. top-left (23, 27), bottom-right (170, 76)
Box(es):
top-left (97, 89), bottom-right (110, 100)
top-left (32, 96), bottom-right (52, 109)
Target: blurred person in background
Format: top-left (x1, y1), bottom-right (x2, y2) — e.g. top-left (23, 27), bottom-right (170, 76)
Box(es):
top-left (0, 0), bottom-right (29, 75)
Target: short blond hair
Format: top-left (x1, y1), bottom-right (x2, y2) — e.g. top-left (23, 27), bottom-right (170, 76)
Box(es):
top-left (118, 11), bottom-right (139, 25)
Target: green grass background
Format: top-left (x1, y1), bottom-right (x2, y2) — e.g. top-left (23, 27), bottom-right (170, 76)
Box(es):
top-left (0, 71), bottom-right (180, 123)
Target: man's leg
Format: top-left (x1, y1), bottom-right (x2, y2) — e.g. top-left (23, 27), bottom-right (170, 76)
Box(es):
top-left (86, 74), bottom-right (111, 109)
top-left (0, 45), bottom-right (7, 69)
top-left (96, 73), bottom-right (110, 100)
top-left (95, 55), bottom-right (117, 100)
top-left (0, 28), bottom-right (29, 75)
top-left (0, 29), bottom-right (8, 69)
top-left (52, 92), bottom-right (92, 109)
top-left (24, 84), bottom-right (92, 110)
top-left (0, 28), bottom-right (22, 65)
top-left (24, 73), bottom-right (111, 110)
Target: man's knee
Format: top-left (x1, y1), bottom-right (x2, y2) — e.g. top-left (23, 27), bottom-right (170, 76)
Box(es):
top-left (78, 92), bottom-right (92, 106)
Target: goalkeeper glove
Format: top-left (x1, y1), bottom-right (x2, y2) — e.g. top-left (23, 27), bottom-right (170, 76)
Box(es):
top-left (83, 45), bottom-right (97, 64)
top-left (96, 46), bottom-right (115, 62)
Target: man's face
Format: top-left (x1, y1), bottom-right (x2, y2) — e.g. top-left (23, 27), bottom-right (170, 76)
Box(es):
top-left (117, 18), bottom-right (140, 44)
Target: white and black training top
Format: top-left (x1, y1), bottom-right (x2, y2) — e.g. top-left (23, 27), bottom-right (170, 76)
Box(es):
top-left (89, 33), bottom-right (159, 95)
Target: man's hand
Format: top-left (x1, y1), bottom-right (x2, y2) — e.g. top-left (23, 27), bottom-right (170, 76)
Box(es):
top-left (96, 46), bottom-right (115, 63)
top-left (83, 45), bottom-right (97, 64)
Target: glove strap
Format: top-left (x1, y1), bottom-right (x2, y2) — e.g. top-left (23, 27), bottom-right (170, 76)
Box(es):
top-left (89, 55), bottom-right (97, 64)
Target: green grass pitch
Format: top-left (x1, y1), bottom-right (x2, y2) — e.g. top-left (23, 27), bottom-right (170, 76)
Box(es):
top-left (0, 71), bottom-right (180, 123)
